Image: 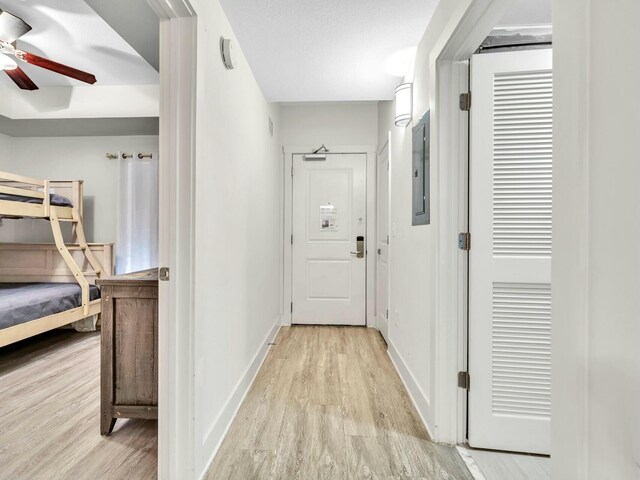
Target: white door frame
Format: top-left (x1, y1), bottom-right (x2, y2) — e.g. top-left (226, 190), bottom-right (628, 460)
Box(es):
top-left (376, 135), bottom-right (391, 342)
top-left (430, 0), bottom-right (517, 443)
top-left (146, 0), bottom-right (197, 478)
top-left (283, 145), bottom-right (377, 328)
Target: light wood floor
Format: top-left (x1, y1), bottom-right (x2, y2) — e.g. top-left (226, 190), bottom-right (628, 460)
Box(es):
top-left (0, 330), bottom-right (157, 480)
top-left (207, 326), bottom-right (473, 479)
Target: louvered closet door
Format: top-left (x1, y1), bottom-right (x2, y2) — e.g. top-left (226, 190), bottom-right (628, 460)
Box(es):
top-left (468, 49), bottom-right (552, 455)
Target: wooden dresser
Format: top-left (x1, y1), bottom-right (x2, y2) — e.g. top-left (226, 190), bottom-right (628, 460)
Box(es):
top-left (97, 269), bottom-right (158, 435)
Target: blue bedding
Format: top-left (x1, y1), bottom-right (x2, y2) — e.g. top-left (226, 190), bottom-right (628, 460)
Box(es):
top-left (0, 193), bottom-right (73, 207)
top-left (0, 283), bottom-right (100, 330)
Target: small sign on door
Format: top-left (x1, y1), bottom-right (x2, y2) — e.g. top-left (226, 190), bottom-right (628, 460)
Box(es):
top-left (320, 204), bottom-right (338, 231)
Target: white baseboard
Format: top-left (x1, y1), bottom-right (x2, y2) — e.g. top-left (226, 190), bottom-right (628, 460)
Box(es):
top-left (387, 339), bottom-right (435, 441)
top-left (197, 317), bottom-right (281, 480)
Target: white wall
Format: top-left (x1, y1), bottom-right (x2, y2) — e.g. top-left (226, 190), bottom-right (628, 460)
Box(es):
top-left (379, 94), bottom-right (437, 432)
top-left (280, 102), bottom-right (378, 146)
top-left (376, 0), bottom-right (470, 438)
top-left (0, 135), bottom-right (159, 245)
top-left (552, 0), bottom-right (640, 478)
top-left (188, 0), bottom-right (282, 476)
top-left (0, 133), bottom-right (10, 153)
top-left (378, 0), bottom-right (640, 475)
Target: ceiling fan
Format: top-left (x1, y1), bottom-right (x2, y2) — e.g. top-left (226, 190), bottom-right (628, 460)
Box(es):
top-left (0, 8), bottom-right (96, 91)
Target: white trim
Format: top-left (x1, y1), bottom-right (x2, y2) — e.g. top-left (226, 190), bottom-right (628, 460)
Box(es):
top-left (432, 59), bottom-right (470, 445)
top-left (283, 144), bottom-right (377, 328)
top-left (455, 446), bottom-right (488, 480)
top-left (146, 0), bottom-right (198, 478)
top-left (387, 340), bottom-right (434, 441)
top-left (375, 134), bottom-right (391, 343)
top-left (146, 0), bottom-right (195, 19)
top-left (197, 319), bottom-right (282, 480)
top-left (429, 0), bottom-right (516, 444)
top-left (551, 1), bottom-right (590, 476)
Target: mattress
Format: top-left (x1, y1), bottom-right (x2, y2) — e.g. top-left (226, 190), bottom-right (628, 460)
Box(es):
top-left (0, 192), bottom-right (73, 207)
top-left (0, 283), bottom-right (100, 330)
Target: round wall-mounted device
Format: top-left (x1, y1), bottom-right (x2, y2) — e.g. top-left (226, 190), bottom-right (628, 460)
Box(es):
top-left (220, 37), bottom-right (235, 70)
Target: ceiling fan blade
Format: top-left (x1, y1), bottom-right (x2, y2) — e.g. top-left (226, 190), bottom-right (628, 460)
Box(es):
top-left (4, 67), bottom-right (38, 90)
top-left (20, 52), bottom-right (96, 85)
top-left (0, 10), bottom-right (32, 43)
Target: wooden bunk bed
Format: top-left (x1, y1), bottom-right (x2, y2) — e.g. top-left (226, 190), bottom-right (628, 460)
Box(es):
top-left (0, 170), bottom-right (112, 348)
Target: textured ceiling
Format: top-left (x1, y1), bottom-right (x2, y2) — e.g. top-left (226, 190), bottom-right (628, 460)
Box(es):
top-left (83, 0), bottom-right (159, 71)
top-left (219, 0), bottom-right (439, 102)
top-left (0, 0), bottom-right (158, 88)
top-left (498, 0), bottom-right (552, 26)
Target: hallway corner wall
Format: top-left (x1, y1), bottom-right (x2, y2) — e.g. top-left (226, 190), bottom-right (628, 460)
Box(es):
top-left (376, 0), bottom-right (475, 442)
top-left (189, 0), bottom-right (283, 476)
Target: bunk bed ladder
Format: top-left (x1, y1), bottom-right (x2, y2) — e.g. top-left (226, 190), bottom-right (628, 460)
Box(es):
top-left (49, 210), bottom-right (92, 316)
top-left (71, 209), bottom-right (104, 278)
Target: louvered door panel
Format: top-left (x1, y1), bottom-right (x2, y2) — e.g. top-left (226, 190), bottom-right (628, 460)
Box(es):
top-left (492, 283), bottom-right (551, 418)
top-left (469, 49), bottom-right (552, 455)
top-left (493, 71), bottom-right (553, 257)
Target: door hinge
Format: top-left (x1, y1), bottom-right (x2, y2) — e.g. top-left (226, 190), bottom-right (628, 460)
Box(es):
top-left (386, 235), bottom-right (390, 245)
top-left (158, 267), bottom-right (170, 281)
top-left (458, 371), bottom-right (470, 390)
top-left (385, 309), bottom-right (389, 319)
top-left (458, 232), bottom-right (471, 251)
top-left (291, 165), bottom-right (294, 176)
top-left (291, 302), bottom-right (293, 313)
top-left (291, 234), bottom-right (293, 245)
top-left (459, 92), bottom-right (471, 111)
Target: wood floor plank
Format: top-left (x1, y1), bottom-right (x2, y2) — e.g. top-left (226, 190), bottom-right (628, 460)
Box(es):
top-left (206, 326), bottom-right (473, 480)
top-left (339, 352), bottom-right (378, 437)
top-left (510, 454), bottom-right (550, 480)
top-left (310, 337), bottom-right (342, 406)
top-left (0, 331), bottom-right (157, 480)
top-left (346, 435), bottom-right (394, 479)
top-left (533, 455), bottom-right (551, 475)
top-left (467, 450), bottom-right (524, 479)
top-left (223, 450), bottom-right (276, 480)
top-left (297, 404), bottom-right (347, 480)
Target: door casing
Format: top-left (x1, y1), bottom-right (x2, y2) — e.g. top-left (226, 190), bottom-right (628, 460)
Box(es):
top-left (148, 0), bottom-right (198, 478)
top-left (283, 145), bottom-right (377, 328)
top-left (430, 0), bottom-right (519, 444)
top-left (376, 136), bottom-right (391, 343)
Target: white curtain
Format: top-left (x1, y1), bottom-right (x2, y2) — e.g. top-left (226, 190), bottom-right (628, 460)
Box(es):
top-left (116, 154), bottom-right (159, 274)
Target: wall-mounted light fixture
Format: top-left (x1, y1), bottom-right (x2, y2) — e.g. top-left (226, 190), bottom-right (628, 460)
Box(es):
top-left (395, 82), bottom-right (413, 127)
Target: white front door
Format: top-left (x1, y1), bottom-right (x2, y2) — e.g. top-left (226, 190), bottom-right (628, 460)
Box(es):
top-left (468, 49), bottom-right (553, 454)
top-left (376, 140), bottom-right (390, 342)
top-left (292, 153), bottom-right (367, 325)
